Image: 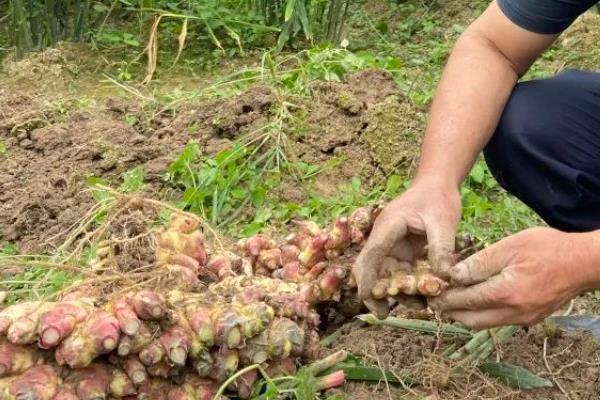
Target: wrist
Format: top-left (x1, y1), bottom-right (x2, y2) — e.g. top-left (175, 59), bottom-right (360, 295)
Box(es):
top-left (413, 170), bottom-right (461, 192)
top-left (569, 230), bottom-right (600, 292)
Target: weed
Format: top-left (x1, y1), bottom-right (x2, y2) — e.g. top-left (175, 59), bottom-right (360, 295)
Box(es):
top-left (460, 160), bottom-right (541, 243)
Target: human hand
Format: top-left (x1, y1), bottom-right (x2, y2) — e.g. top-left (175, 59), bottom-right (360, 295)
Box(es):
top-left (352, 177), bottom-right (461, 318)
top-left (429, 227), bottom-right (599, 329)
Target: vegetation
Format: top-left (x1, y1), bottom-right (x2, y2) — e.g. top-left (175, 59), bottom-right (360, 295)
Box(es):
top-left (6, 0), bottom-right (592, 398)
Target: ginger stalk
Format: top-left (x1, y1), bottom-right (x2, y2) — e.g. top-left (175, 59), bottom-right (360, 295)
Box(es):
top-left (108, 297), bottom-right (141, 336)
top-left (159, 324), bottom-right (193, 367)
top-left (117, 320), bottom-right (154, 356)
top-left (138, 339), bottom-right (166, 366)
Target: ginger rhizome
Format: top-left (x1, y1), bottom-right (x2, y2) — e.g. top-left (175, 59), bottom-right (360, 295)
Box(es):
top-left (0, 205), bottom-right (449, 399)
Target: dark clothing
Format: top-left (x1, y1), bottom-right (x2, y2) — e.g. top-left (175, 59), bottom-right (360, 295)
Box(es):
top-left (498, 0), bottom-right (598, 34)
top-left (484, 70), bottom-right (600, 232)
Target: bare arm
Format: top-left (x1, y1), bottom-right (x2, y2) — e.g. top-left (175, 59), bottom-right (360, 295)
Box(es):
top-left (353, 1), bottom-right (563, 318)
top-left (416, 1), bottom-right (558, 188)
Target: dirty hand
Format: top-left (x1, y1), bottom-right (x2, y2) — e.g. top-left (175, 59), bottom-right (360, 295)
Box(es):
top-left (353, 177), bottom-right (461, 318)
top-left (429, 227), bottom-right (600, 330)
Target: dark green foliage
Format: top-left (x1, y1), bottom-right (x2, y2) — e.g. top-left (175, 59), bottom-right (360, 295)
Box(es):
top-left (8, 0), bottom-right (93, 57)
top-left (5, 0), bottom-right (353, 60)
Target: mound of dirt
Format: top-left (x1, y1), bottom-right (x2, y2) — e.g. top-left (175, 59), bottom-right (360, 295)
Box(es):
top-left (0, 95), bottom-right (189, 252)
top-left (0, 69), bottom-right (424, 253)
top-left (295, 69), bottom-right (424, 196)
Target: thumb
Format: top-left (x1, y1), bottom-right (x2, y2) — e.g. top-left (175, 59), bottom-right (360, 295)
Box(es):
top-left (425, 219), bottom-right (457, 277)
top-left (353, 215), bottom-right (408, 300)
top-left (446, 240), bottom-right (510, 286)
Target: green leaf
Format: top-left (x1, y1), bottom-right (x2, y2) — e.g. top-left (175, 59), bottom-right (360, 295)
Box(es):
top-left (284, 0), bottom-right (297, 21)
top-left (470, 163), bottom-right (485, 184)
top-left (0, 142), bottom-right (6, 155)
top-left (350, 176), bottom-right (361, 192)
top-left (479, 362), bottom-right (553, 389)
top-left (86, 176), bottom-right (111, 203)
top-left (358, 314), bottom-right (472, 337)
top-left (119, 167), bottom-right (145, 193)
top-left (385, 174), bottom-right (402, 194)
top-left (322, 354), bottom-right (416, 385)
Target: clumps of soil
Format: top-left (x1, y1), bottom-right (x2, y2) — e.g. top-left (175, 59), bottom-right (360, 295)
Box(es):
top-left (296, 69), bottom-right (424, 195)
top-left (330, 320), bottom-right (600, 400)
top-left (0, 95), bottom-right (190, 253)
top-left (0, 43), bottom-right (104, 95)
top-left (0, 69), bottom-right (424, 253)
top-left (156, 85), bottom-right (276, 141)
top-left (555, 12), bottom-right (600, 72)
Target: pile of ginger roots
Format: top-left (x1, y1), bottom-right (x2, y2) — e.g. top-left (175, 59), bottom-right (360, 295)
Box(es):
top-left (0, 205), bottom-right (449, 400)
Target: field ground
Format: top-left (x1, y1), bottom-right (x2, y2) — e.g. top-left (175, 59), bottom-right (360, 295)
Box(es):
top-left (2, 1), bottom-right (600, 399)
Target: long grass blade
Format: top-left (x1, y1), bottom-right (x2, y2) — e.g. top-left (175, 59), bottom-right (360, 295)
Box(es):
top-left (357, 314), bottom-right (472, 337)
top-left (170, 17), bottom-right (188, 68)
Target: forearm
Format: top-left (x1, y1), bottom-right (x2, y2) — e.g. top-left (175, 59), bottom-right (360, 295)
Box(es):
top-left (416, 31), bottom-right (518, 188)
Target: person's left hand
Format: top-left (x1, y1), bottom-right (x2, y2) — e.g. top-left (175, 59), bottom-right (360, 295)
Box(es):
top-left (429, 227), bottom-right (598, 330)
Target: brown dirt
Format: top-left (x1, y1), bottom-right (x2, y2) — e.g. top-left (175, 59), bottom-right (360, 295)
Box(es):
top-left (0, 68), bottom-right (423, 254)
top-left (331, 318), bottom-right (600, 400)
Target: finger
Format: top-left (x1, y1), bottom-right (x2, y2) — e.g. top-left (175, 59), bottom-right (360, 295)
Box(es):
top-left (428, 275), bottom-right (505, 311)
top-left (446, 241), bottom-right (511, 286)
top-left (353, 215), bottom-right (408, 300)
top-left (425, 218), bottom-right (456, 277)
top-left (444, 308), bottom-right (517, 330)
top-left (363, 298), bottom-right (390, 319)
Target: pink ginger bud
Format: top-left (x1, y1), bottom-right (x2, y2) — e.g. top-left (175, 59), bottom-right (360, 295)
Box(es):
top-left (132, 290), bottom-right (166, 320)
top-left (292, 220), bottom-right (321, 236)
top-left (111, 297), bottom-right (141, 336)
top-left (124, 356), bottom-right (148, 385)
top-left (159, 325), bottom-right (193, 366)
top-left (298, 231), bottom-right (329, 268)
top-left (325, 217), bottom-right (351, 251)
top-left (38, 301), bottom-right (89, 349)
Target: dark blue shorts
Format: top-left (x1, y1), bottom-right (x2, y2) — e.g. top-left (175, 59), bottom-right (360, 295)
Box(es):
top-left (484, 69), bottom-right (600, 232)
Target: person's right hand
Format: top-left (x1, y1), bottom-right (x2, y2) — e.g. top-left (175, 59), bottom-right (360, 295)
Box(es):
top-left (352, 177), bottom-right (461, 318)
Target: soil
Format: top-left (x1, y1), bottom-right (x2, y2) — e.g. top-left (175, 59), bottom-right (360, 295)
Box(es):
top-left (330, 320), bottom-right (600, 400)
top-left (0, 68), bottom-right (423, 253)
